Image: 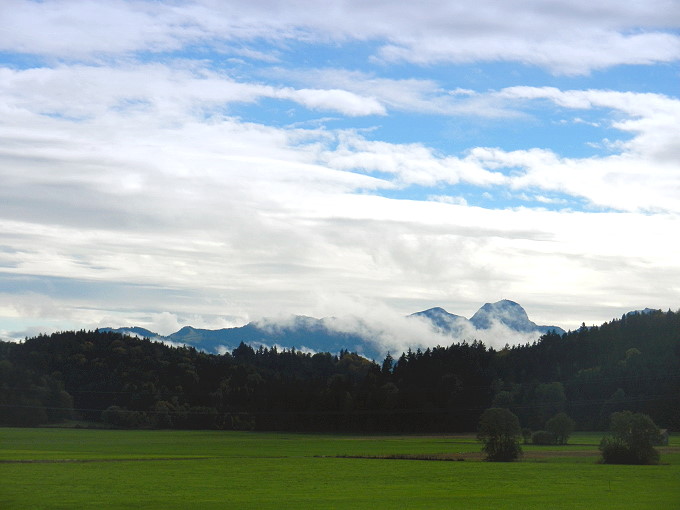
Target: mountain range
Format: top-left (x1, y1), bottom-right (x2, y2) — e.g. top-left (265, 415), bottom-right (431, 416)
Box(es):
top-left (412, 299), bottom-right (564, 336)
top-left (101, 299), bottom-right (565, 361)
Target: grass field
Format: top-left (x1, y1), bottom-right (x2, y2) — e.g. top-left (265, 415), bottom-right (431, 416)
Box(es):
top-left (1, 428), bottom-right (679, 509)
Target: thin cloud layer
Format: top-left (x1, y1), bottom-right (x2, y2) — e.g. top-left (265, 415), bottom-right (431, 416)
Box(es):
top-left (3, 1), bottom-right (679, 74)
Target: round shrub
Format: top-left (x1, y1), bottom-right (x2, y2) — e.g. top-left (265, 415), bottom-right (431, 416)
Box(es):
top-left (531, 430), bottom-right (558, 445)
top-left (545, 412), bottom-right (575, 444)
top-left (599, 411), bottom-right (661, 465)
top-left (477, 408), bottom-right (523, 462)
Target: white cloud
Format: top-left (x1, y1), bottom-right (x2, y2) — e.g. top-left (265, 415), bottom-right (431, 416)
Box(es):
top-left (2, 1), bottom-right (678, 74)
top-left (478, 87), bottom-right (680, 212)
top-left (321, 133), bottom-right (507, 187)
top-left (0, 292), bottom-right (71, 322)
top-left (0, 64), bottom-right (385, 120)
top-left (428, 195), bottom-right (468, 206)
top-left (0, 1), bottom-right (678, 343)
top-left (277, 88), bottom-right (385, 116)
top-left (1, 73), bottom-right (678, 333)
top-left (378, 29), bottom-right (680, 75)
top-left (312, 85), bottom-right (680, 214)
top-left (282, 302), bottom-right (551, 355)
top-left (262, 68), bottom-right (526, 118)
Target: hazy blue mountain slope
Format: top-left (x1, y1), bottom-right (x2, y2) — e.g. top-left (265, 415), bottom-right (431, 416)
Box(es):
top-left (469, 299), bottom-right (565, 335)
top-left (167, 317), bottom-right (372, 357)
top-left (99, 327), bottom-right (160, 339)
top-left (409, 307), bottom-right (470, 335)
top-left (102, 299), bottom-right (566, 358)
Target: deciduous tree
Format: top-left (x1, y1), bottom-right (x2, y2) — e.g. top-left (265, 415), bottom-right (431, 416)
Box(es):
top-left (546, 412), bottom-right (575, 445)
top-left (599, 411), bottom-right (660, 464)
top-left (477, 407), bottom-right (523, 461)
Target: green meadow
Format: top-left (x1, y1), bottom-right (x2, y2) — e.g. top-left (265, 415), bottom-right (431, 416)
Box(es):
top-left (1, 428), bottom-right (678, 509)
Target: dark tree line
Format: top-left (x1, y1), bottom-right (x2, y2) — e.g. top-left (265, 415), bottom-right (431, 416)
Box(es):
top-left (491, 309), bottom-right (680, 430)
top-left (1, 309), bottom-right (678, 432)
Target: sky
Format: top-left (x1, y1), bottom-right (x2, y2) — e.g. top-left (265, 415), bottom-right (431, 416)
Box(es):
top-left (1, 0), bottom-right (679, 346)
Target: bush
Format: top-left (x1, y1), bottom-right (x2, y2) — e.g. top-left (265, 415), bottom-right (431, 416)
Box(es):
top-left (521, 428), bottom-right (532, 444)
top-left (599, 436), bottom-right (659, 464)
top-left (477, 408), bottom-right (523, 461)
top-left (531, 430), bottom-right (558, 445)
top-left (101, 406), bottom-right (150, 428)
top-left (599, 411), bottom-right (661, 465)
top-left (545, 412), bottom-right (575, 444)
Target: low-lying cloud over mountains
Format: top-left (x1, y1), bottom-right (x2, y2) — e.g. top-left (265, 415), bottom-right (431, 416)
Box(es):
top-left (103, 299), bottom-right (565, 360)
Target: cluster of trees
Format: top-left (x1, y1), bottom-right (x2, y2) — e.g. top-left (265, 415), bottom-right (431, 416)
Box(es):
top-left (0, 309), bottom-right (678, 436)
top-left (477, 409), bottom-right (575, 461)
top-left (528, 412), bottom-right (575, 445)
top-left (477, 408), bottom-right (523, 461)
top-left (599, 411), bottom-right (663, 465)
top-left (478, 407), bottom-right (662, 464)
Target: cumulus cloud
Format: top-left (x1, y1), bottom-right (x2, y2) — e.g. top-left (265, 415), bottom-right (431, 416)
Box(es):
top-left (0, 292), bottom-right (71, 323)
top-left (312, 85), bottom-right (680, 214)
top-left (320, 133), bottom-right (507, 187)
top-left (480, 87), bottom-right (680, 212)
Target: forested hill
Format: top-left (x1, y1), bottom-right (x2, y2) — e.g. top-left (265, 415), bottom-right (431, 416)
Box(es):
top-left (1, 309), bottom-right (678, 432)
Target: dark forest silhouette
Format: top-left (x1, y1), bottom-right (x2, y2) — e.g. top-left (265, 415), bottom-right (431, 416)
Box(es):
top-left (1, 308), bottom-right (678, 432)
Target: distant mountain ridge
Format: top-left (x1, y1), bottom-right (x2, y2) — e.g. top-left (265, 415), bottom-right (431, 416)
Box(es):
top-left (410, 307), bottom-right (469, 336)
top-left (470, 299), bottom-right (563, 334)
top-left (411, 299), bottom-right (564, 336)
top-left (101, 299), bottom-right (566, 360)
top-left (166, 317), bottom-right (367, 356)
